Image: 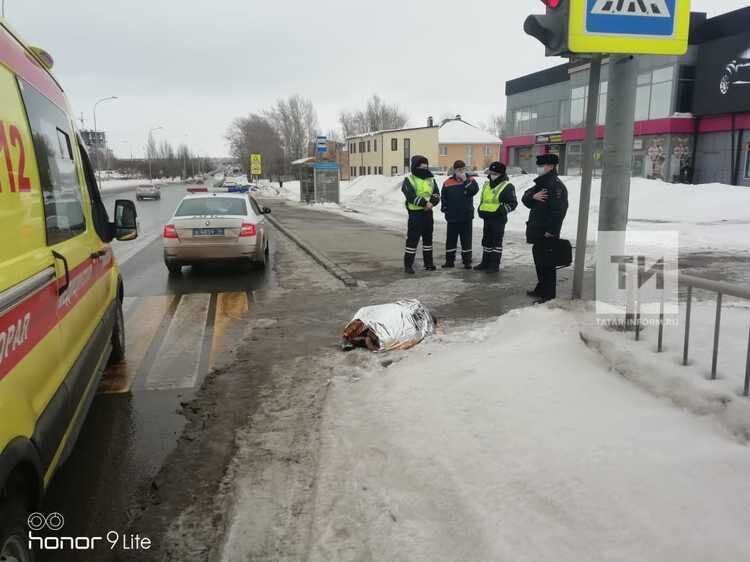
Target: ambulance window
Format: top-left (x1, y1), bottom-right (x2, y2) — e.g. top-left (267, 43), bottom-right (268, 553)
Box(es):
top-left (17, 78), bottom-right (86, 245)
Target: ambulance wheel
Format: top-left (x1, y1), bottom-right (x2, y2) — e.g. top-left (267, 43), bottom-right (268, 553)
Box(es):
top-left (109, 299), bottom-right (126, 364)
top-left (166, 262), bottom-right (182, 276)
top-left (0, 494), bottom-right (34, 562)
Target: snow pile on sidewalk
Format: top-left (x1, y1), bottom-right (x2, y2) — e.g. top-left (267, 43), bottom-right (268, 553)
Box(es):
top-left (280, 174), bottom-right (750, 255)
top-left (309, 304), bottom-right (750, 562)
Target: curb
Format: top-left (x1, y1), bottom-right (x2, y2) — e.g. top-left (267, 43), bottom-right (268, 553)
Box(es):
top-left (265, 214), bottom-right (359, 288)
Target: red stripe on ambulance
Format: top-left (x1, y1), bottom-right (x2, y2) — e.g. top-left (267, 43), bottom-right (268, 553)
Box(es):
top-left (0, 249), bottom-right (114, 381)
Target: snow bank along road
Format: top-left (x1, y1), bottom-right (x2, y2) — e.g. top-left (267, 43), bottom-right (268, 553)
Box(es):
top-left (214, 193), bottom-right (750, 561)
top-left (306, 306), bottom-right (750, 562)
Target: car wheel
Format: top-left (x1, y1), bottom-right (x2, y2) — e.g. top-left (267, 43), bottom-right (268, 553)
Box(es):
top-left (259, 241), bottom-right (269, 269)
top-left (166, 262), bottom-right (182, 276)
top-left (720, 71), bottom-right (732, 95)
top-left (108, 299), bottom-right (126, 365)
top-left (0, 494), bottom-right (35, 562)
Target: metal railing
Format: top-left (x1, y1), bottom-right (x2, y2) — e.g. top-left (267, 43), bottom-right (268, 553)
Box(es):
top-left (631, 270), bottom-right (750, 396)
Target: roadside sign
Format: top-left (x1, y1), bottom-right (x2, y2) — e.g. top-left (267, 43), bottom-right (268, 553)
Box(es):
top-left (313, 162), bottom-right (339, 170)
top-left (316, 135), bottom-right (328, 154)
top-left (250, 153), bottom-right (262, 175)
top-left (569, 0), bottom-right (691, 55)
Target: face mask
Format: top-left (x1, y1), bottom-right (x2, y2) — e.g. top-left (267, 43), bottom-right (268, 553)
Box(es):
top-left (489, 173), bottom-right (499, 181)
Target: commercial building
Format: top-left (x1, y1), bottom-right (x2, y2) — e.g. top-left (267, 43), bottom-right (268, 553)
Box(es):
top-left (503, 7), bottom-right (750, 187)
top-left (438, 116), bottom-right (503, 171)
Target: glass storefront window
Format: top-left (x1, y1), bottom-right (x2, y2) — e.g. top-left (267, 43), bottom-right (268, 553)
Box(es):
top-left (571, 99), bottom-right (585, 127)
top-left (635, 84), bottom-right (651, 121)
top-left (650, 80), bottom-right (672, 118)
top-left (652, 67), bottom-right (674, 84)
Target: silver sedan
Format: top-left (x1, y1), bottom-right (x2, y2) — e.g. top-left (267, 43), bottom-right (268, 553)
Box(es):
top-left (162, 193), bottom-right (270, 274)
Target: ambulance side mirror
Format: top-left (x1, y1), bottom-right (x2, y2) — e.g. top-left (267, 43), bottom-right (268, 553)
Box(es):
top-left (114, 200), bottom-right (138, 241)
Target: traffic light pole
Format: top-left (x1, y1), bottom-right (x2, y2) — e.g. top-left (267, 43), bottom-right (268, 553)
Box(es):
top-left (598, 54), bottom-right (637, 234)
top-left (572, 55), bottom-right (602, 300)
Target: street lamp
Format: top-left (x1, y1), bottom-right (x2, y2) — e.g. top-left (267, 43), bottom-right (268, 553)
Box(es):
top-left (92, 96), bottom-right (118, 184)
top-left (147, 126), bottom-right (164, 180)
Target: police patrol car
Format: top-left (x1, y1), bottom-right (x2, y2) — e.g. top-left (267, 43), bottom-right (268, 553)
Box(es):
top-left (0, 18), bottom-right (138, 561)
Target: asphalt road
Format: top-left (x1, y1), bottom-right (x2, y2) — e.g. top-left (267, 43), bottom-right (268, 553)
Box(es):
top-left (38, 182), bottom-right (274, 562)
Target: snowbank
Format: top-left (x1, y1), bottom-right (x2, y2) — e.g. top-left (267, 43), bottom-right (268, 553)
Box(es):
top-left (310, 304), bottom-right (750, 561)
top-left (271, 174), bottom-right (750, 256)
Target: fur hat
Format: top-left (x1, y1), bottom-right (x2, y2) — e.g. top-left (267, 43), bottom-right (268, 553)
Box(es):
top-left (536, 153), bottom-right (559, 166)
top-left (488, 161), bottom-right (507, 175)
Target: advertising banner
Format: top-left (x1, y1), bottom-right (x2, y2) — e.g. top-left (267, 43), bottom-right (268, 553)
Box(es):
top-left (694, 32), bottom-right (750, 116)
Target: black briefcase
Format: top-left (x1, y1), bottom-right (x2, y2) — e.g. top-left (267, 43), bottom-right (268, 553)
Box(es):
top-left (539, 238), bottom-right (573, 268)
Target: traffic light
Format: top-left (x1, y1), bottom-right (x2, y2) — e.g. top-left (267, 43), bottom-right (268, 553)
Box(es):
top-left (524, 0), bottom-right (571, 57)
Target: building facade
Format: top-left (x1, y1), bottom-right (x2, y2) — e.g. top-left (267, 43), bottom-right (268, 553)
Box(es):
top-left (503, 8), bottom-right (750, 187)
top-left (347, 126), bottom-right (439, 178)
top-left (438, 116), bottom-right (503, 171)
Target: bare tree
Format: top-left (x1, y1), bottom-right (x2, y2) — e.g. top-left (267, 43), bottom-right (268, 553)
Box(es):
top-left (339, 95), bottom-right (408, 137)
top-left (481, 114), bottom-right (507, 140)
top-left (225, 114), bottom-right (285, 177)
top-left (265, 95), bottom-right (319, 168)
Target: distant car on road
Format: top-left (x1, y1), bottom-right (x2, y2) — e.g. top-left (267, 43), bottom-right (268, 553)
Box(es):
top-left (720, 47), bottom-right (750, 95)
top-left (136, 183), bottom-right (161, 201)
top-left (162, 192), bottom-right (271, 274)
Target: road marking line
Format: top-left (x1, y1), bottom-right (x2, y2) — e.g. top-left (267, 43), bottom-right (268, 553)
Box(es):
top-left (145, 293), bottom-right (212, 391)
top-left (122, 296), bottom-right (138, 318)
top-left (98, 295), bottom-right (174, 394)
top-left (209, 292), bottom-right (250, 370)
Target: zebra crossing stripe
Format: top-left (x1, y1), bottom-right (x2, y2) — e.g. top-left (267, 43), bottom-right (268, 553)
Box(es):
top-left (98, 295), bottom-right (174, 395)
top-left (145, 293), bottom-right (212, 391)
top-left (210, 292), bottom-right (250, 371)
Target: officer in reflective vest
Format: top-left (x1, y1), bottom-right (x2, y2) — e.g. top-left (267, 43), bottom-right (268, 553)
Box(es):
top-left (476, 162), bottom-right (518, 274)
top-left (401, 155), bottom-right (440, 274)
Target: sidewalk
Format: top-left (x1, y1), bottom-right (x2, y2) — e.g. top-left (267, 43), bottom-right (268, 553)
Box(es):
top-left (261, 199), bottom-right (586, 321)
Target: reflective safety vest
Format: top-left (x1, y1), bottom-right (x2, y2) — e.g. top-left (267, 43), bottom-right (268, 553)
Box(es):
top-left (479, 180), bottom-right (510, 213)
top-left (406, 175), bottom-right (435, 211)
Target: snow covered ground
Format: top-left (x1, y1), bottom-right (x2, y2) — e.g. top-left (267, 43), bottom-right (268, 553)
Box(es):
top-left (308, 304), bottom-right (750, 562)
top-left (271, 174), bottom-right (750, 257)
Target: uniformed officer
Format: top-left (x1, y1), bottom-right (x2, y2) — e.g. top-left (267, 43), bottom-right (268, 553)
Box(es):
top-left (440, 160), bottom-right (479, 269)
top-left (522, 154), bottom-right (569, 302)
top-left (475, 162), bottom-right (518, 274)
top-left (401, 155), bottom-right (440, 275)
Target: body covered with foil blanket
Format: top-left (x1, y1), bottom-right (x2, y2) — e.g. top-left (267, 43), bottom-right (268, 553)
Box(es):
top-left (342, 299), bottom-right (437, 352)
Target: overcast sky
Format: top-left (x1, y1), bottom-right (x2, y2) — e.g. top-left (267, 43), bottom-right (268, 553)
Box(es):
top-left (5, 0), bottom-right (748, 158)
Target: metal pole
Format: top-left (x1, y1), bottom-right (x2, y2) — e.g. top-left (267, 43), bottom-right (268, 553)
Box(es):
top-left (598, 54), bottom-right (638, 233)
top-left (744, 323), bottom-right (750, 397)
top-left (572, 55), bottom-right (602, 300)
top-left (683, 286), bottom-right (692, 366)
top-left (711, 293), bottom-right (723, 380)
top-left (657, 290), bottom-right (665, 353)
top-left (92, 96), bottom-right (118, 185)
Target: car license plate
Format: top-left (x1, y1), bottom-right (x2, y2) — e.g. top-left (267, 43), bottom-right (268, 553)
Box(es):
top-left (193, 228), bottom-right (224, 237)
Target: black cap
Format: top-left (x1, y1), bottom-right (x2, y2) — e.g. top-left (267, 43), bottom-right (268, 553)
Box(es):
top-left (488, 161), bottom-right (506, 175)
top-left (536, 154), bottom-right (559, 166)
top-left (452, 160), bottom-right (466, 170)
top-left (411, 155), bottom-right (429, 172)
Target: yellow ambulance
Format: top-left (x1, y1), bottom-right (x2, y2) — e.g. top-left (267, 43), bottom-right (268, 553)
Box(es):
top-left (0, 19), bottom-right (138, 559)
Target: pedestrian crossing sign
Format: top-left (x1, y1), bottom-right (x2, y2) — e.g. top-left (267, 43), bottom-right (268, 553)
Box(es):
top-left (569, 0), bottom-right (691, 55)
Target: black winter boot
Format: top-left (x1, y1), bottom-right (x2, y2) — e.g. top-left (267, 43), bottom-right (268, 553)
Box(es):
top-left (404, 253), bottom-right (415, 275)
top-left (424, 251), bottom-right (436, 271)
top-left (485, 253), bottom-right (500, 274)
top-left (462, 252), bottom-right (473, 269)
top-left (474, 251), bottom-right (491, 271)
top-left (442, 253), bottom-right (455, 269)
